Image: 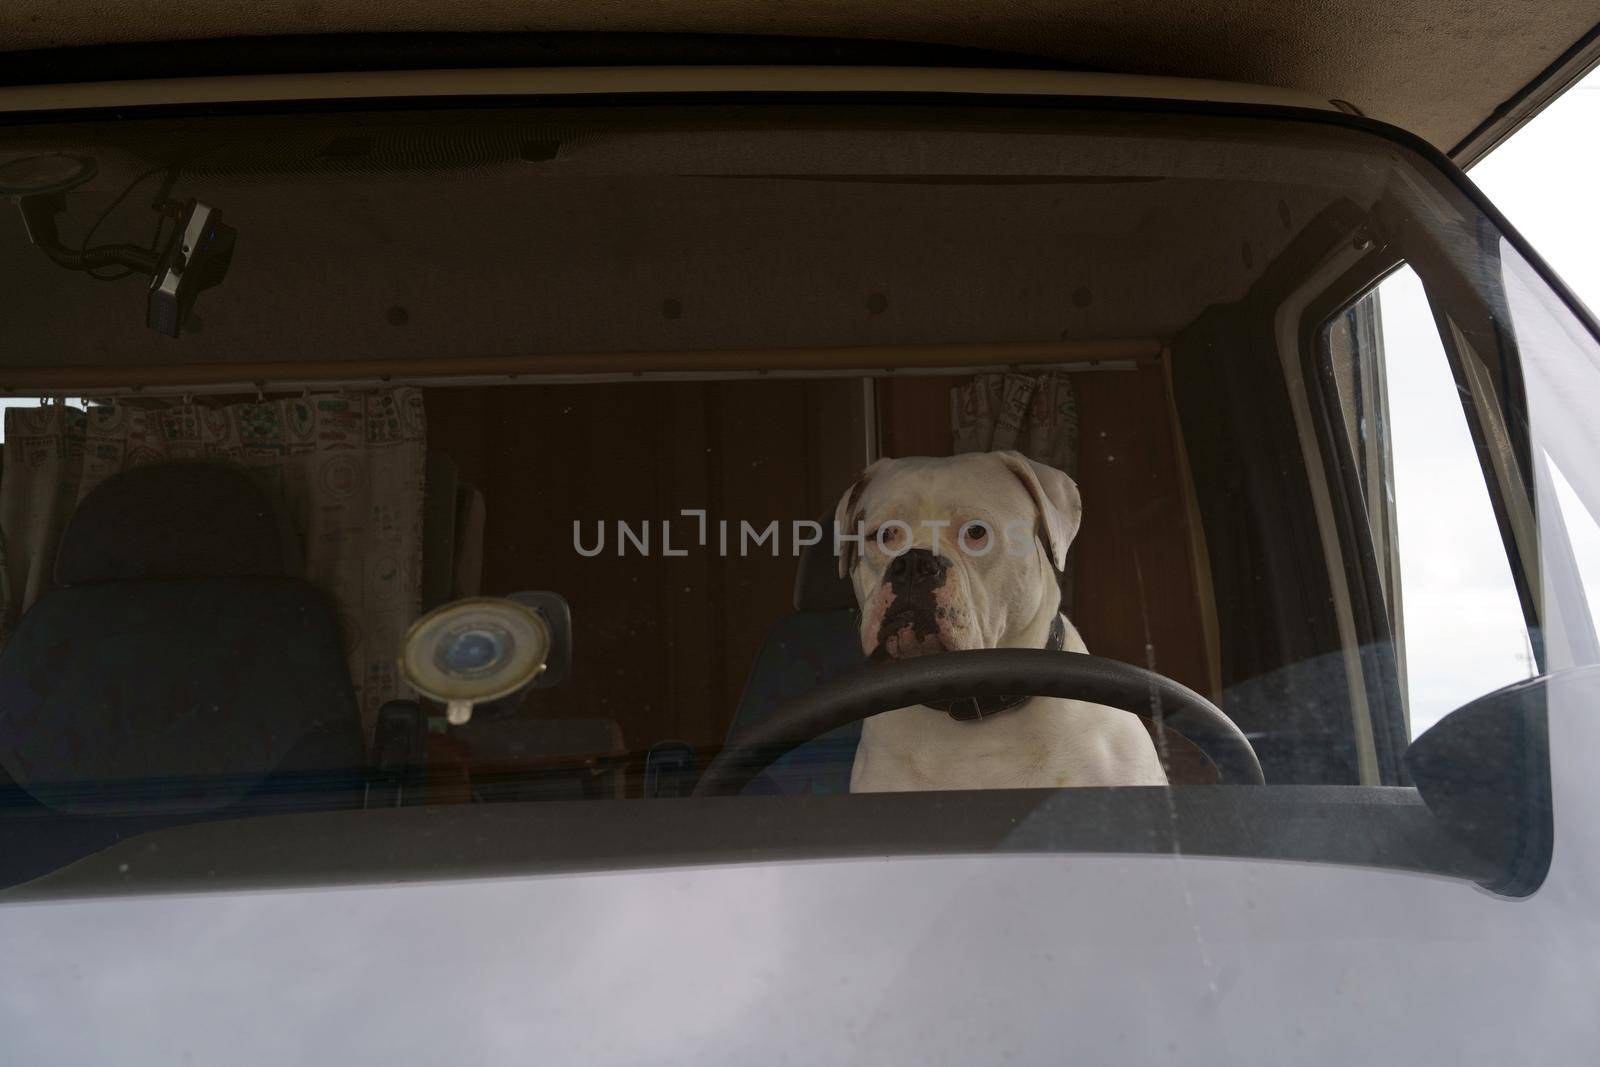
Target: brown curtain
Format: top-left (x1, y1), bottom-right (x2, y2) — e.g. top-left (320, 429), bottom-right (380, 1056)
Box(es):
top-left (950, 370), bottom-right (1080, 607)
top-left (0, 389), bottom-right (426, 739)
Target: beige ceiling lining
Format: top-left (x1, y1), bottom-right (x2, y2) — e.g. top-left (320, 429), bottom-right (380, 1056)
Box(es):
top-left (0, 168), bottom-right (1336, 365)
top-left (1453, 20), bottom-right (1600, 165)
top-left (2, 2), bottom-right (1598, 152)
top-left (0, 96), bottom-right (1375, 369)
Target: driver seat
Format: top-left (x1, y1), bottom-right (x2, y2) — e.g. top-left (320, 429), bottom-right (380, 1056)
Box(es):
top-left (723, 523), bottom-right (865, 795)
top-left (0, 461), bottom-right (367, 887)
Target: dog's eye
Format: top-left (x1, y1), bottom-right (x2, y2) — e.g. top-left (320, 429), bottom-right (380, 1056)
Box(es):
top-left (960, 521), bottom-right (990, 550)
top-left (876, 525), bottom-right (903, 548)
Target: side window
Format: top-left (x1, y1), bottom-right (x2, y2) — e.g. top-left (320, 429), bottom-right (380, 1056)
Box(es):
top-left (1323, 266), bottom-right (1535, 737)
top-left (1549, 462), bottom-right (1600, 627)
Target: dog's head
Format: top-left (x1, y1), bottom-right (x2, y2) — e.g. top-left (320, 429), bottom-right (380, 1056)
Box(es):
top-left (832, 451), bottom-right (1082, 661)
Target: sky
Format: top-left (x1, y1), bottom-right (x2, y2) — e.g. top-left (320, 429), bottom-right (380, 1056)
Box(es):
top-left (1384, 68), bottom-right (1600, 734)
top-left (1376, 267), bottom-right (1533, 732)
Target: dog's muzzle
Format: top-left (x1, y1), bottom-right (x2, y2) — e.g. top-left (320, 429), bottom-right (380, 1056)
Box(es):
top-left (865, 535), bottom-right (1072, 722)
top-left (874, 605), bottom-right (947, 660)
top-left (873, 549), bottom-right (951, 661)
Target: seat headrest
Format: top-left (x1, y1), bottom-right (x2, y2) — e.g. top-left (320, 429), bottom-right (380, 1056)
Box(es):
top-left (55, 462), bottom-right (302, 585)
top-left (793, 518), bottom-right (858, 612)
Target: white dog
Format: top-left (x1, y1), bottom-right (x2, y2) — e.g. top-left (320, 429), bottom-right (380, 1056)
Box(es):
top-left (835, 451), bottom-right (1167, 792)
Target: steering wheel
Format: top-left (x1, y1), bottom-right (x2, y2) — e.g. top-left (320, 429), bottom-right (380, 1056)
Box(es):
top-left (693, 648), bottom-right (1264, 796)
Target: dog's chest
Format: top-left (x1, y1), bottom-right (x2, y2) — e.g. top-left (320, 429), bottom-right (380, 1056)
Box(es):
top-left (851, 703), bottom-right (1069, 791)
top-left (849, 698), bottom-right (1168, 792)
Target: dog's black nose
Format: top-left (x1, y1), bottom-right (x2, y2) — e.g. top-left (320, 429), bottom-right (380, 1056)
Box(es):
top-left (887, 548), bottom-right (948, 589)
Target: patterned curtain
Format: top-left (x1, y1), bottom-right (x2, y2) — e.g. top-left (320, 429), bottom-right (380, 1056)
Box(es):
top-left (0, 389), bottom-right (426, 740)
top-left (950, 370), bottom-right (1079, 474)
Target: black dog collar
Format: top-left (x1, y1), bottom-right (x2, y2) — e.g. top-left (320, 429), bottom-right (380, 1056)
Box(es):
top-left (925, 613), bottom-right (1066, 720)
top-left (926, 523), bottom-right (1071, 722)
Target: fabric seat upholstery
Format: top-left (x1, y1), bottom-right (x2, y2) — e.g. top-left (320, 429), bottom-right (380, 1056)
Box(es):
top-left (724, 520), bottom-right (865, 795)
top-left (0, 461), bottom-right (365, 884)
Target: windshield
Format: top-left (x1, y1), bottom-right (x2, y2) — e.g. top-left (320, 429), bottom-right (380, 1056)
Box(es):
top-left (0, 102), bottom-right (1595, 899)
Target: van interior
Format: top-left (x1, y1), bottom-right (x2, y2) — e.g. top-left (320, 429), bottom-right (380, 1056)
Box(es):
top-left (0, 102), bottom-right (1567, 895)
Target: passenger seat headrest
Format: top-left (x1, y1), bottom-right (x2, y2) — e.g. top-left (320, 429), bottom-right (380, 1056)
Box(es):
top-left (793, 517), bottom-right (858, 613)
top-left (55, 462), bottom-right (302, 585)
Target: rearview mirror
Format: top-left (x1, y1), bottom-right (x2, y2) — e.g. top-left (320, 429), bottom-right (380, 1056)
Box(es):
top-left (1404, 667), bottom-right (1572, 897)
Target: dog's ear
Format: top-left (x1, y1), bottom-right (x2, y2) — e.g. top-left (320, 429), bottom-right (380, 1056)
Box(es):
top-left (832, 459), bottom-right (887, 578)
top-left (997, 451), bottom-right (1082, 571)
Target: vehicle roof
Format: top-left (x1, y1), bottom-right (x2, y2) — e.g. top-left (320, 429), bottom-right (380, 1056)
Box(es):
top-left (1, 4), bottom-right (1597, 161)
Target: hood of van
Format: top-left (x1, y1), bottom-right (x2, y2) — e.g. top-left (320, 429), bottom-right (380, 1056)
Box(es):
top-left (0, 850), bottom-right (1592, 1065)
